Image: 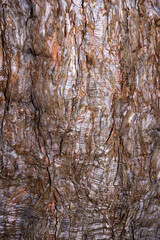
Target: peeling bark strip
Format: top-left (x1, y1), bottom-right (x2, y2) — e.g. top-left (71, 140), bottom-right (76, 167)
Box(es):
top-left (0, 0), bottom-right (160, 239)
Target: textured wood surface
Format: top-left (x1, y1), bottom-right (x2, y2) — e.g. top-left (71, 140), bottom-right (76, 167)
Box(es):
top-left (0, 0), bottom-right (160, 239)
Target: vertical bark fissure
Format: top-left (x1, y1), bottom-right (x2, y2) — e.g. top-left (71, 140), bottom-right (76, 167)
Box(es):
top-left (0, 3), bottom-right (8, 172)
top-left (26, 0), bottom-right (33, 26)
top-left (30, 73), bottom-right (52, 186)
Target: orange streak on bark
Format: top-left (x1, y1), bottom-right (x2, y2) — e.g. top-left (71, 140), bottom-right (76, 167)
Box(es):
top-left (52, 43), bottom-right (59, 67)
top-left (45, 156), bottom-right (49, 165)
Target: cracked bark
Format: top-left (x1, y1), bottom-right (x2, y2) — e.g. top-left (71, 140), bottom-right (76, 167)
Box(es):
top-left (0, 0), bottom-right (160, 239)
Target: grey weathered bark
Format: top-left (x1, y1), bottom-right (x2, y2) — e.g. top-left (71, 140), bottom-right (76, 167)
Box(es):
top-left (0, 0), bottom-right (160, 239)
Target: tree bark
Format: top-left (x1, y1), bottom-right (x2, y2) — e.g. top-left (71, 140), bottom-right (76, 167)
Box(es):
top-left (0, 0), bottom-right (160, 239)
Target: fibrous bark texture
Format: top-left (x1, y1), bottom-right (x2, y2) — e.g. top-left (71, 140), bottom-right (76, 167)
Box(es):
top-left (0, 0), bottom-right (160, 239)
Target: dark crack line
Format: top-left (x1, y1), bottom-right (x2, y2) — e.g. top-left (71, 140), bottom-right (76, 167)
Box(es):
top-left (105, 122), bottom-right (115, 144)
top-left (26, 0), bottom-right (34, 26)
top-left (0, 3), bottom-right (9, 172)
top-left (113, 146), bottom-right (121, 186)
top-left (131, 222), bottom-right (135, 240)
top-left (82, 0), bottom-right (84, 8)
top-left (30, 72), bottom-right (52, 186)
top-left (54, 203), bottom-right (58, 239)
top-left (111, 228), bottom-right (115, 240)
top-left (59, 138), bottom-right (63, 155)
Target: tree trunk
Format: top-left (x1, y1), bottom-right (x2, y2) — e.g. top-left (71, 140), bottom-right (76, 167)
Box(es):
top-left (0, 0), bottom-right (160, 239)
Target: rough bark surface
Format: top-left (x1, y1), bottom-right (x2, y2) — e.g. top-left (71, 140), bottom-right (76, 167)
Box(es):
top-left (0, 0), bottom-right (160, 239)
